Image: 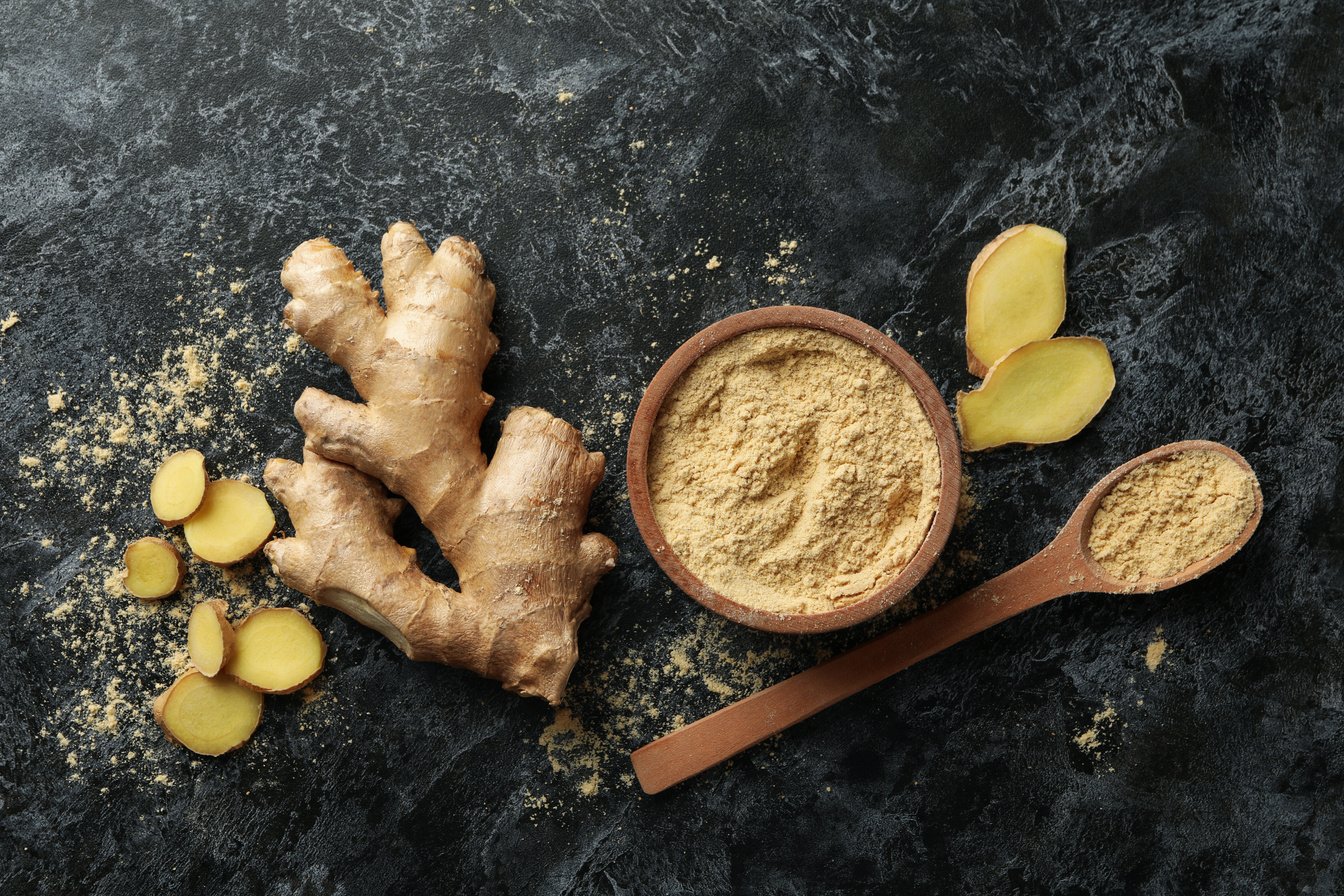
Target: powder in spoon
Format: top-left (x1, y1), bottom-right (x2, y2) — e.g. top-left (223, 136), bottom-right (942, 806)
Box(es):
top-left (647, 326), bottom-right (942, 616)
top-left (1088, 449), bottom-right (1257, 582)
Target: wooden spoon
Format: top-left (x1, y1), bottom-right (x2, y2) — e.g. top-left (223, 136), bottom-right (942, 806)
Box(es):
top-left (630, 440), bottom-right (1262, 795)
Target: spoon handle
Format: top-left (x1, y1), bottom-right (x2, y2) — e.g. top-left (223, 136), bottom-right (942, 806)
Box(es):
top-left (631, 549), bottom-right (1076, 795)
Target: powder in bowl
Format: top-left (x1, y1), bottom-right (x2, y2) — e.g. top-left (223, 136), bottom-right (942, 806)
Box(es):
top-left (1088, 449), bottom-right (1258, 582)
top-left (647, 326), bottom-right (942, 616)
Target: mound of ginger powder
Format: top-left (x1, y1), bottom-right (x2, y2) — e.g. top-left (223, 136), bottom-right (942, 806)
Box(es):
top-left (1088, 449), bottom-right (1258, 582)
top-left (647, 326), bottom-right (942, 616)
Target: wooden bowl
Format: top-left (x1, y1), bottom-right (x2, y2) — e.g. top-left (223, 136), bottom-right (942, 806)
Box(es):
top-left (626, 306), bottom-right (962, 634)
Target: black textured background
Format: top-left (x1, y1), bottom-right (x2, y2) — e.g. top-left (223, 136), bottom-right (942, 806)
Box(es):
top-left (3, 1), bottom-right (1343, 893)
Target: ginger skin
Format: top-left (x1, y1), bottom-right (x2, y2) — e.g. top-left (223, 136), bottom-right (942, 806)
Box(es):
top-left (264, 223), bottom-right (617, 704)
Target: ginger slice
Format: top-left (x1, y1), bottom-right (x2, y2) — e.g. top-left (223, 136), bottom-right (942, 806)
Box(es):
top-left (150, 449), bottom-right (208, 525)
top-left (153, 670), bottom-right (263, 756)
top-left (224, 607), bottom-right (326, 694)
top-left (188, 600), bottom-right (235, 677)
top-left (956, 337), bottom-right (1115, 451)
top-left (966, 224), bottom-right (1067, 376)
top-left (264, 222), bottom-right (617, 704)
top-left (183, 479), bottom-right (276, 565)
top-left (122, 536), bottom-right (186, 600)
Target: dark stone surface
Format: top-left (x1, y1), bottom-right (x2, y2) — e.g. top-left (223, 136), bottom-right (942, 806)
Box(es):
top-left (2, 0), bottom-right (1343, 893)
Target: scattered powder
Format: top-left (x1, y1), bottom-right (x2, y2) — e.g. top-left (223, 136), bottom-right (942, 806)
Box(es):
top-left (535, 613), bottom-right (804, 797)
top-left (648, 326), bottom-right (941, 615)
top-left (762, 240), bottom-right (804, 287)
top-left (2, 311), bottom-right (19, 331)
top-left (1145, 628), bottom-right (1168, 672)
top-left (539, 708), bottom-right (604, 792)
top-left (11, 235), bottom-right (322, 785)
top-left (1088, 450), bottom-right (1257, 582)
top-left (1073, 702), bottom-right (1118, 755)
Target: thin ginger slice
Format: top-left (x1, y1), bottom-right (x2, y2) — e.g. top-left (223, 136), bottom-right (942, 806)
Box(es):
top-left (150, 449), bottom-right (208, 525)
top-left (153, 670), bottom-right (263, 756)
top-left (188, 600), bottom-right (234, 677)
top-left (956, 337), bottom-right (1115, 451)
top-left (224, 607), bottom-right (326, 694)
top-left (966, 224), bottom-right (1067, 376)
top-left (122, 537), bottom-right (186, 600)
top-left (183, 479), bottom-right (275, 565)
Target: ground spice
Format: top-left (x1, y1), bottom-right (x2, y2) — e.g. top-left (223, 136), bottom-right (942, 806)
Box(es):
top-left (1088, 449), bottom-right (1257, 582)
top-left (648, 326), bottom-right (941, 615)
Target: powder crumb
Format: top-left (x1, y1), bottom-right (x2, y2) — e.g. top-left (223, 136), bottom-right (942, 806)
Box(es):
top-left (47, 390), bottom-right (67, 412)
top-left (1145, 628), bottom-right (1168, 672)
top-left (229, 281), bottom-right (246, 294)
top-left (703, 677), bottom-right (735, 699)
top-left (285, 333), bottom-right (302, 352)
top-left (1074, 703), bottom-right (1118, 755)
top-left (648, 327), bottom-right (941, 615)
top-left (539, 708), bottom-right (603, 796)
top-left (629, 139), bottom-right (646, 151)
top-left (705, 256), bottom-right (721, 270)
top-left (556, 90), bottom-right (575, 103)
top-left (19, 455), bottom-right (41, 468)
top-left (181, 346), bottom-right (207, 389)
top-left (2, 311), bottom-right (19, 331)
top-left (1088, 450), bottom-right (1257, 582)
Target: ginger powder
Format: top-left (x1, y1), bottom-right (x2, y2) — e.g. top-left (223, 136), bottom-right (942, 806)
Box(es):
top-left (1088, 449), bottom-right (1257, 582)
top-left (647, 326), bottom-right (941, 616)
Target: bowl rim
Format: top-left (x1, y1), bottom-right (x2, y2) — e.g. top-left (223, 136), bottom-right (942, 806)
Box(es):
top-left (626, 306), bottom-right (963, 634)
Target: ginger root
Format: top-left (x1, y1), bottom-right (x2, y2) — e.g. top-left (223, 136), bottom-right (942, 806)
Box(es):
top-left (188, 600), bottom-right (234, 677)
top-left (154, 670), bottom-right (263, 756)
top-left (264, 222), bottom-right (617, 704)
top-left (150, 449), bottom-right (208, 525)
top-left (183, 479), bottom-right (276, 565)
top-left (966, 224), bottom-right (1067, 376)
top-left (224, 608), bottom-right (325, 694)
top-left (957, 337), bottom-right (1115, 451)
top-left (122, 536), bottom-right (186, 600)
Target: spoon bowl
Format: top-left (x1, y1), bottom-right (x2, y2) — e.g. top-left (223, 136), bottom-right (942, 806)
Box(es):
top-left (1065, 439), bottom-right (1263, 594)
top-left (630, 439), bottom-right (1262, 794)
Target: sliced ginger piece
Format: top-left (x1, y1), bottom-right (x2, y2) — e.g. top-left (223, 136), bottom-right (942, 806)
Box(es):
top-left (150, 449), bottom-right (208, 525)
top-left (188, 600), bottom-right (235, 677)
top-left (183, 479), bottom-right (276, 565)
top-left (224, 607), bottom-right (326, 694)
top-left (956, 336), bottom-right (1115, 451)
top-left (153, 669), bottom-right (263, 756)
top-left (966, 224), bottom-right (1067, 376)
top-left (122, 536), bottom-right (186, 600)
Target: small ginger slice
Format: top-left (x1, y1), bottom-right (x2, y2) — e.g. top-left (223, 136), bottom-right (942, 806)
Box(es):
top-left (122, 536), bottom-right (186, 600)
top-left (153, 669), bottom-right (263, 756)
top-left (188, 600), bottom-right (235, 677)
top-left (966, 224), bottom-right (1067, 376)
top-left (150, 449), bottom-right (208, 525)
top-left (956, 336), bottom-right (1115, 451)
top-left (183, 479), bottom-right (276, 565)
top-left (224, 607), bottom-right (326, 694)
